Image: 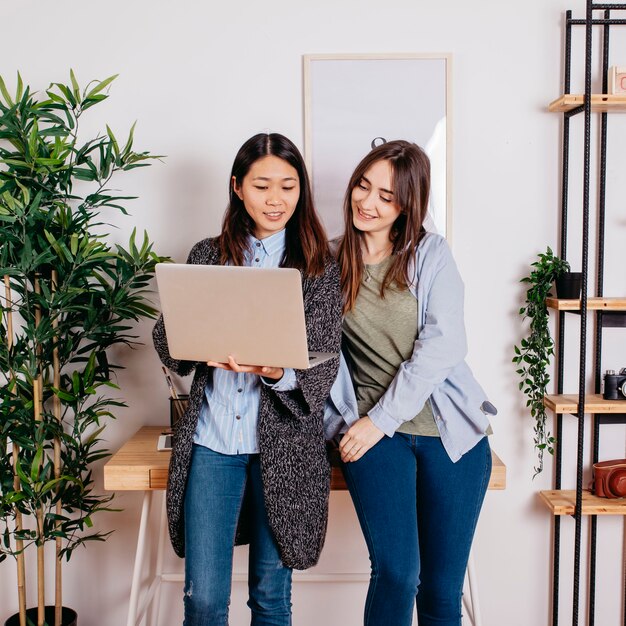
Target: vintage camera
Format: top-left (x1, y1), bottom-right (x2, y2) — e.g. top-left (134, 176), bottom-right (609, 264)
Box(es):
top-left (603, 368), bottom-right (626, 400)
top-left (593, 459), bottom-right (626, 498)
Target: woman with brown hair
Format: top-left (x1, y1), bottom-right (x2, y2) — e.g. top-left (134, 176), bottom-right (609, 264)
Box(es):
top-left (325, 140), bottom-right (496, 626)
top-left (153, 132), bottom-right (342, 625)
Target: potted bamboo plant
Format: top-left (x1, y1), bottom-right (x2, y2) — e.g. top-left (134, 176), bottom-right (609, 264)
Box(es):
top-left (0, 71), bottom-right (166, 626)
top-left (513, 246), bottom-right (572, 476)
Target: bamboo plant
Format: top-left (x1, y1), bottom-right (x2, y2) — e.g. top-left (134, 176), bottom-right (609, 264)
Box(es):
top-left (0, 71), bottom-right (166, 626)
top-left (513, 247), bottom-right (570, 477)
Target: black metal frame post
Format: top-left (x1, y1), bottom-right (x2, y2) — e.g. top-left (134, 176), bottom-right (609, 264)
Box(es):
top-left (570, 4), bottom-right (594, 625)
top-left (553, 10), bottom-right (575, 625)
top-left (588, 10), bottom-right (611, 626)
top-left (553, 3), bottom-right (626, 625)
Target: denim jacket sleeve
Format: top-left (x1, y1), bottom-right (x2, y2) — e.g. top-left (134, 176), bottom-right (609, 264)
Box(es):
top-left (368, 236), bottom-right (468, 436)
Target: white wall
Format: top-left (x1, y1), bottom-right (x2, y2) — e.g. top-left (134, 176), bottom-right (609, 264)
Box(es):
top-left (2, 1), bottom-right (626, 624)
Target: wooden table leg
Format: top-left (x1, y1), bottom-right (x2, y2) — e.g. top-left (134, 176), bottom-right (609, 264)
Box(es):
top-left (127, 491), bottom-right (153, 626)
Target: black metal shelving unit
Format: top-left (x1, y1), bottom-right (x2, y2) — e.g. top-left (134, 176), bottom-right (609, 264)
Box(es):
top-left (544, 3), bottom-right (626, 626)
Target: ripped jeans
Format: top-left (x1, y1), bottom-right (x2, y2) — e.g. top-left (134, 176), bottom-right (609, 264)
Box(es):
top-left (183, 444), bottom-right (292, 626)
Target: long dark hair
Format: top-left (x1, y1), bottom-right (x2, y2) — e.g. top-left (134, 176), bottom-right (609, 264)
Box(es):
top-left (339, 140), bottom-right (430, 312)
top-left (219, 133), bottom-right (329, 276)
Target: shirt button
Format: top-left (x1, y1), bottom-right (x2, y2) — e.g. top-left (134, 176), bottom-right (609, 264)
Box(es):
top-left (237, 388), bottom-right (243, 393)
top-left (256, 242), bottom-right (261, 247)
top-left (255, 258), bottom-right (260, 262)
top-left (236, 415), bottom-right (241, 420)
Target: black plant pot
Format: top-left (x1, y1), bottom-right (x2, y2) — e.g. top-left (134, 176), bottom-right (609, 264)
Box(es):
top-left (555, 272), bottom-right (582, 299)
top-left (5, 607), bottom-right (77, 626)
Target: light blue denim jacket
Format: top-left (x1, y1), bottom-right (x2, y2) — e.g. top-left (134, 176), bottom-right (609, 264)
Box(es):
top-left (324, 232), bottom-right (496, 462)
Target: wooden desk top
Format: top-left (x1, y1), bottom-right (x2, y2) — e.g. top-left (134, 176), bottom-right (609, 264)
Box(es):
top-left (104, 426), bottom-right (506, 492)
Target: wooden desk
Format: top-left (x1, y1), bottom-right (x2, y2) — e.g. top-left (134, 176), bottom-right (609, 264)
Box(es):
top-left (104, 426), bottom-right (506, 626)
top-left (104, 426), bottom-right (506, 492)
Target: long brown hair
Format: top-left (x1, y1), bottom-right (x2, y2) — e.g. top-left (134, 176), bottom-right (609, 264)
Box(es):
top-left (219, 133), bottom-right (329, 276)
top-left (339, 140), bottom-right (430, 312)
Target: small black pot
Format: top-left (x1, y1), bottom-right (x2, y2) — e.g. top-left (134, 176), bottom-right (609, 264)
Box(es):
top-left (555, 272), bottom-right (582, 299)
top-left (5, 607), bottom-right (77, 626)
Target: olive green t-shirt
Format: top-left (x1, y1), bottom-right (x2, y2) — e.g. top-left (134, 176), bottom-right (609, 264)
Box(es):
top-left (342, 257), bottom-right (438, 437)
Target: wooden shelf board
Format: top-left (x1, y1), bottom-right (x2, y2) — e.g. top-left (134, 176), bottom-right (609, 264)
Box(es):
top-left (544, 393), bottom-right (626, 414)
top-left (540, 489), bottom-right (626, 515)
top-left (549, 94), bottom-right (626, 112)
top-left (489, 451), bottom-right (506, 490)
top-left (546, 297), bottom-right (626, 311)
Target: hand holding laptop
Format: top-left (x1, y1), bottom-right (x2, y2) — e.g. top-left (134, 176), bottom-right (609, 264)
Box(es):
top-left (206, 355), bottom-right (284, 380)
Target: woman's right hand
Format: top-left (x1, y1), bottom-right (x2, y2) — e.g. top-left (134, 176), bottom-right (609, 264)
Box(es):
top-left (339, 416), bottom-right (385, 463)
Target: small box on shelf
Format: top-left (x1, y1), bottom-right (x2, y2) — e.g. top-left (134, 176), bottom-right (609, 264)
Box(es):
top-left (609, 66), bottom-right (626, 95)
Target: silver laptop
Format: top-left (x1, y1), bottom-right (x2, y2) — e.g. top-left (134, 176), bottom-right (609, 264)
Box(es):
top-left (155, 263), bottom-right (337, 369)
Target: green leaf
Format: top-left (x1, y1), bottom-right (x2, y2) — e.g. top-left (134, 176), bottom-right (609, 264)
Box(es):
top-left (52, 387), bottom-right (74, 402)
top-left (80, 94), bottom-right (108, 111)
top-left (121, 121), bottom-right (137, 156)
top-left (106, 125), bottom-right (120, 157)
top-left (28, 118), bottom-right (39, 156)
top-left (55, 83), bottom-right (77, 108)
top-left (70, 68), bottom-right (80, 102)
top-left (30, 446), bottom-right (43, 482)
top-left (84, 74), bottom-right (118, 100)
top-left (16, 72), bottom-right (23, 101)
top-left (16, 180), bottom-right (31, 206)
top-left (0, 158), bottom-right (29, 168)
top-left (45, 89), bottom-right (67, 105)
top-left (0, 75), bottom-right (14, 106)
top-left (72, 167), bottom-right (98, 181)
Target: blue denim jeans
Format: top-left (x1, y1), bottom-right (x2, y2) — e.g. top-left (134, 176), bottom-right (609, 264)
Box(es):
top-left (342, 434), bottom-right (491, 626)
top-left (183, 444), bottom-right (292, 626)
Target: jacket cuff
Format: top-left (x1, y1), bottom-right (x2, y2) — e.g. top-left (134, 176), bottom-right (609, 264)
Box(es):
top-left (262, 368), bottom-right (299, 391)
top-left (367, 404), bottom-right (399, 438)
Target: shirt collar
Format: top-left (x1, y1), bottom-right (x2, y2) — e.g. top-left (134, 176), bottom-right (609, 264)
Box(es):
top-left (248, 229), bottom-right (287, 258)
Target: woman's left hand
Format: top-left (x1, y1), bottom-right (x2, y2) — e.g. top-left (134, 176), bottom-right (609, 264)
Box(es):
top-left (339, 416), bottom-right (385, 462)
top-left (206, 355), bottom-right (284, 381)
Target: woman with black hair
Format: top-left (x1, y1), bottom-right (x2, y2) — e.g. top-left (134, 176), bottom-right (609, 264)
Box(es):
top-left (153, 133), bottom-right (342, 626)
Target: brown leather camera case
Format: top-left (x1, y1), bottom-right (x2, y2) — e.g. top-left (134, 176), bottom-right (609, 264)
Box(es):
top-left (593, 459), bottom-right (626, 498)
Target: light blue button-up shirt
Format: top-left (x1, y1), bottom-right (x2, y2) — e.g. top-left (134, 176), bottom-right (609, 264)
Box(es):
top-left (194, 229), bottom-right (298, 454)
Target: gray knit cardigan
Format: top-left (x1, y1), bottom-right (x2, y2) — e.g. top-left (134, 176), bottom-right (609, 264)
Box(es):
top-left (152, 237), bottom-right (342, 570)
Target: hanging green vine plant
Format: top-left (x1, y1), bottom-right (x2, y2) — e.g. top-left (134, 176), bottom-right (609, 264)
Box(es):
top-left (513, 247), bottom-right (570, 477)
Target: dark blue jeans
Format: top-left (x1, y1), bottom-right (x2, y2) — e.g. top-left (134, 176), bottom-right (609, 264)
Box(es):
top-left (183, 444), bottom-right (292, 626)
top-left (342, 434), bottom-right (491, 626)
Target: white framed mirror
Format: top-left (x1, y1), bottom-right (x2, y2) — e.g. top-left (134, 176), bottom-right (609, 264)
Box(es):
top-left (303, 53), bottom-right (452, 240)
